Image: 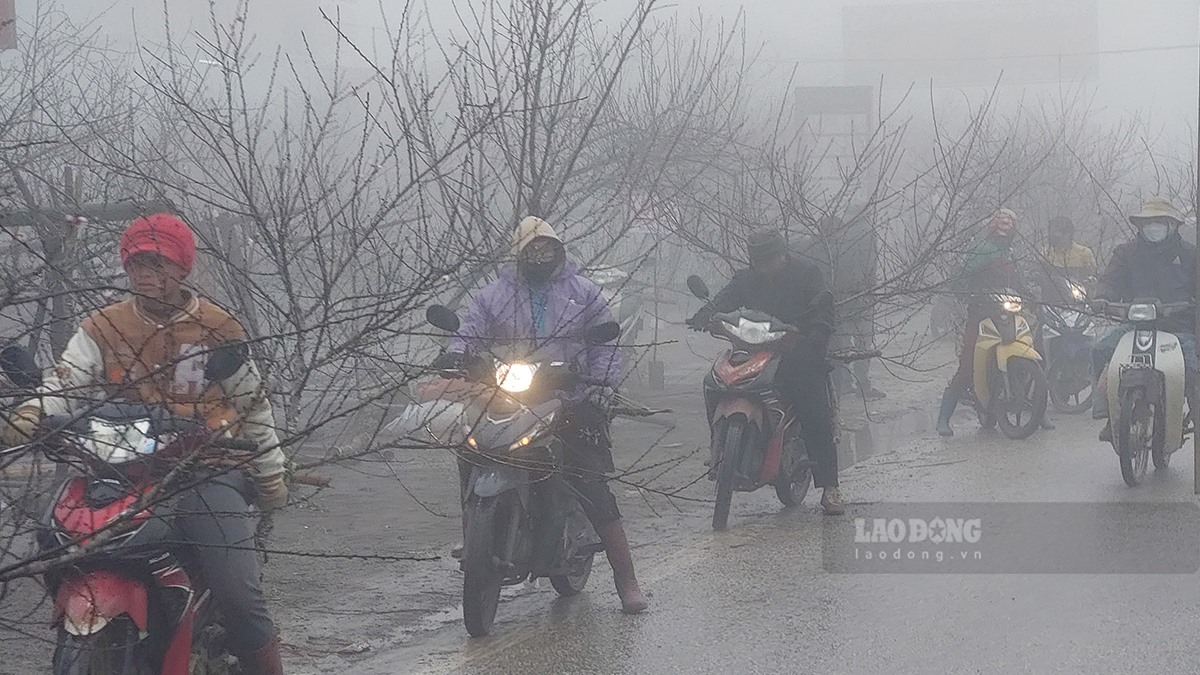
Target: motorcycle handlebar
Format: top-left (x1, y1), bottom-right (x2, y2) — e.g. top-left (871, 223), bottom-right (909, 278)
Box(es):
top-left (1090, 300), bottom-right (1194, 317)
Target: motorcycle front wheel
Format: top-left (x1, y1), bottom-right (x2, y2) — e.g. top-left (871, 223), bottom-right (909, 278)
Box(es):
top-left (1117, 387), bottom-right (1156, 486)
top-left (462, 495), bottom-right (505, 637)
top-left (52, 620), bottom-right (154, 675)
top-left (996, 358), bottom-right (1048, 440)
top-left (713, 417), bottom-right (746, 531)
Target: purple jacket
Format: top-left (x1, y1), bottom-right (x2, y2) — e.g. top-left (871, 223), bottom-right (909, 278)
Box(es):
top-left (448, 260), bottom-right (621, 402)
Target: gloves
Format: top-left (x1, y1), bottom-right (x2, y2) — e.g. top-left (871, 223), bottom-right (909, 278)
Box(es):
top-left (431, 351), bottom-right (468, 372)
top-left (686, 311), bottom-right (711, 332)
top-left (3, 406), bottom-right (40, 448)
top-left (589, 385), bottom-right (616, 411)
top-left (255, 472), bottom-right (289, 511)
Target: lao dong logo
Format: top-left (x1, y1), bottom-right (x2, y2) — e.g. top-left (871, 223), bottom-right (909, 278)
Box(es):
top-left (854, 517), bottom-right (982, 544)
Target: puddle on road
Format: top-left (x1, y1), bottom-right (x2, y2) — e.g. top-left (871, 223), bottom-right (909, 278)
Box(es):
top-left (837, 408), bottom-right (937, 470)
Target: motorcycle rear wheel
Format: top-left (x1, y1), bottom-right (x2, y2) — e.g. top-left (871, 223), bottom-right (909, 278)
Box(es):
top-left (462, 495), bottom-right (505, 637)
top-left (774, 445), bottom-right (812, 507)
top-left (713, 417), bottom-right (745, 531)
top-left (550, 553), bottom-right (594, 596)
top-left (1047, 358), bottom-right (1093, 415)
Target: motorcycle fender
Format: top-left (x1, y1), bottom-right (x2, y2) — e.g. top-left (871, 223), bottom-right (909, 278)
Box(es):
top-left (1157, 333), bottom-right (1188, 450)
top-left (54, 570), bottom-right (148, 637)
top-left (712, 399), bottom-right (763, 475)
top-left (712, 398), bottom-right (763, 430)
top-left (994, 341), bottom-right (1042, 371)
top-left (1109, 331), bottom-right (1187, 451)
top-left (471, 465), bottom-right (530, 505)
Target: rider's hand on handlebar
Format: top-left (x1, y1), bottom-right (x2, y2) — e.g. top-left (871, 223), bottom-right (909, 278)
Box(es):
top-left (2, 407), bottom-right (40, 448)
top-left (685, 313), bottom-right (711, 332)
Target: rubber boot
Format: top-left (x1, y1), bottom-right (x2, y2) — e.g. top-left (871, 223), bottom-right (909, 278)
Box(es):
top-left (936, 388), bottom-right (958, 437)
top-left (238, 633), bottom-right (284, 675)
top-left (596, 520), bottom-right (648, 614)
top-left (1092, 371), bottom-right (1109, 420)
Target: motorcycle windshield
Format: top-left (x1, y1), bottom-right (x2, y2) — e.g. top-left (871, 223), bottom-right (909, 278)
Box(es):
top-left (83, 418), bottom-right (165, 464)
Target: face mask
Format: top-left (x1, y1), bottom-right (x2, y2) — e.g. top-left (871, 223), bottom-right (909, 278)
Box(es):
top-left (1140, 222), bottom-right (1171, 243)
top-left (521, 260), bottom-right (559, 283)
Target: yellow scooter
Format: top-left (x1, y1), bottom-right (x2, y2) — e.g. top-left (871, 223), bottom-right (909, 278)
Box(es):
top-left (971, 290), bottom-right (1049, 439)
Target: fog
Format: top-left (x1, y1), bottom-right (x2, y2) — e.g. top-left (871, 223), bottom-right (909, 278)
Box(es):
top-left (24, 0), bottom-right (1200, 144)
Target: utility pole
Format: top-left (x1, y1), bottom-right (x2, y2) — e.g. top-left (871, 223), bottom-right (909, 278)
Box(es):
top-left (1194, 13), bottom-right (1200, 493)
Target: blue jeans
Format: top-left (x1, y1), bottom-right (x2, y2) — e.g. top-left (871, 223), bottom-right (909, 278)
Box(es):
top-left (1091, 324), bottom-right (1198, 378)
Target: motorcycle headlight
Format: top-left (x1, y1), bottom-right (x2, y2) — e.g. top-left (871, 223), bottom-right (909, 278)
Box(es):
top-left (726, 319), bottom-right (787, 345)
top-left (997, 294), bottom-right (1022, 314)
top-left (1070, 283), bottom-right (1087, 301)
top-left (1127, 303), bottom-right (1157, 322)
top-left (495, 362), bottom-right (538, 393)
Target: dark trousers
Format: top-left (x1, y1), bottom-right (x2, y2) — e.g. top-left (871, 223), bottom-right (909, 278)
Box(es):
top-left (173, 475), bottom-right (274, 654)
top-left (458, 402), bottom-right (621, 529)
top-left (948, 310), bottom-right (984, 395)
top-left (776, 347), bottom-right (839, 488)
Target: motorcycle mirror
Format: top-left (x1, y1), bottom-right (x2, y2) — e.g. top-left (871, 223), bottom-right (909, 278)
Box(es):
top-left (204, 341), bottom-right (249, 382)
top-left (0, 344), bottom-right (42, 390)
top-left (585, 321), bottom-right (620, 344)
top-left (686, 275), bottom-right (710, 300)
top-left (426, 305), bottom-right (461, 333)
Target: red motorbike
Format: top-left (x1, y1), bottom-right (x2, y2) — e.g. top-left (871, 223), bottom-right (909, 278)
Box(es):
top-left (0, 344), bottom-right (269, 674)
top-left (686, 276), bottom-right (868, 530)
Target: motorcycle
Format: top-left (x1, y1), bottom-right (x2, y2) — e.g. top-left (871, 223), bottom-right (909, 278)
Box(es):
top-left (0, 343), bottom-right (267, 675)
top-left (1093, 299), bottom-right (1193, 486)
top-left (423, 305), bottom-right (625, 637)
top-left (970, 290), bottom-right (1048, 439)
top-left (685, 276), bottom-right (872, 530)
top-left (592, 267), bottom-right (649, 383)
top-left (1039, 277), bottom-right (1098, 414)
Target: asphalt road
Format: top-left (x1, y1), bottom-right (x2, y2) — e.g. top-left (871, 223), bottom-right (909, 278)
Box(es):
top-left (352, 411), bottom-right (1200, 675)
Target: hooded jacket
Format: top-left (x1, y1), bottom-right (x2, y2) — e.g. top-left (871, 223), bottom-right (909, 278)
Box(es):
top-left (448, 218), bottom-right (620, 403)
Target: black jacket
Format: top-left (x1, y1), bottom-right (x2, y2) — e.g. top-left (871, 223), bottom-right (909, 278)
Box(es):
top-left (1096, 234), bottom-right (1196, 331)
top-left (693, 255), bottom-right (835, 347)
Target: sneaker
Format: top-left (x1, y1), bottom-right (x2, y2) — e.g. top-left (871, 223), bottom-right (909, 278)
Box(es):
top-left (820, 487), bottom-right (846, 516)
top-left (451, 543), bottom-right (463, 559)
top-left (1099, 421), bottom-right (1112, 443)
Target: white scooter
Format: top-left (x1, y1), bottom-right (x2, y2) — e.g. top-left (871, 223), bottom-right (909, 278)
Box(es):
top-left (1095, 299), bottom-right (1194, 487)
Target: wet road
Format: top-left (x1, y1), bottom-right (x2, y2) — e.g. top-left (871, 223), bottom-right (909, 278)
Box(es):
top-left (352, 411), bottom-right (1200, 675)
